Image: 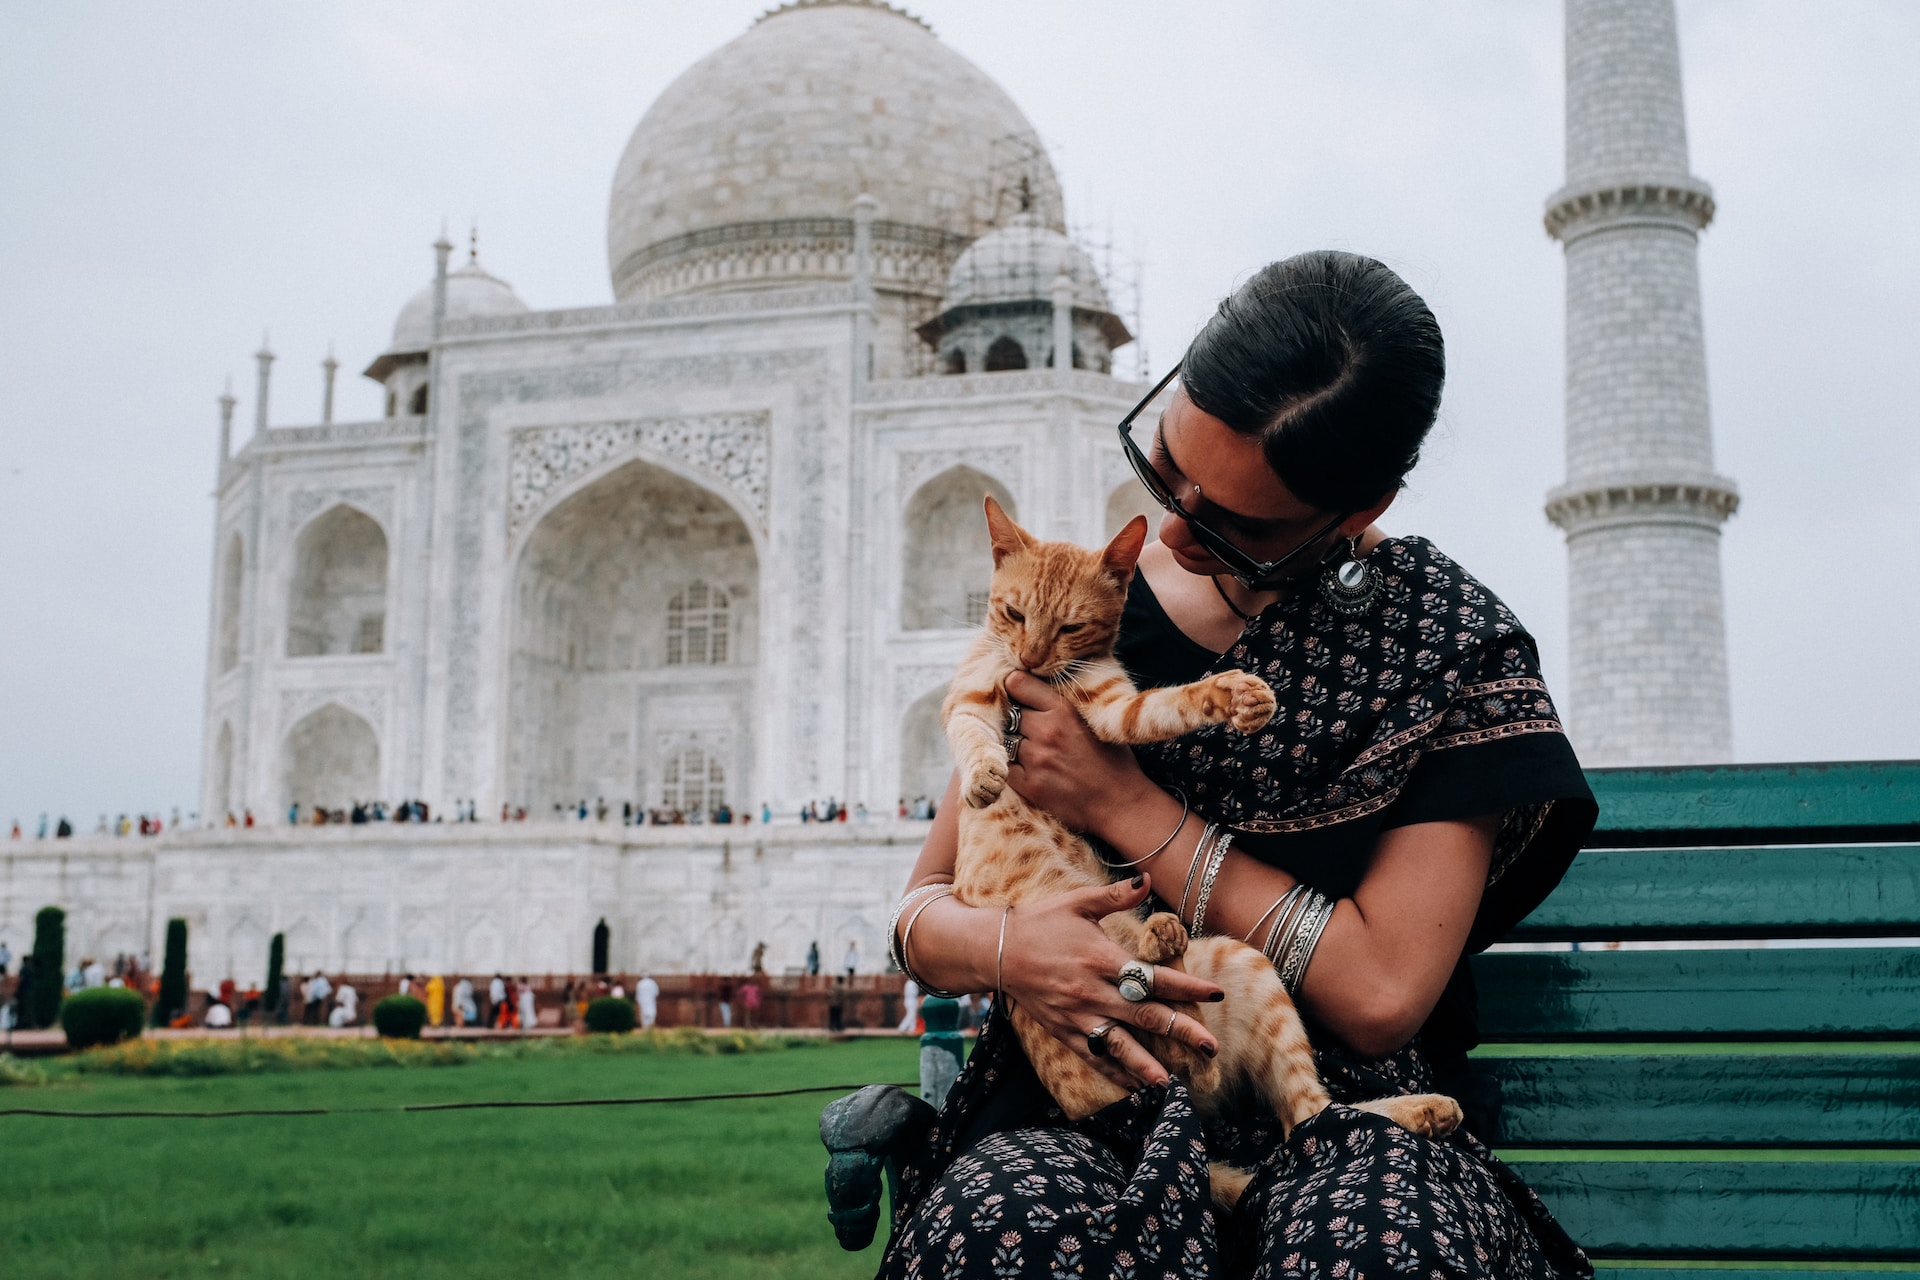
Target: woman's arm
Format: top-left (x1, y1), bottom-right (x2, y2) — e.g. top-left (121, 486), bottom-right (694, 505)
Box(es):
top-left (1004, 670), bottom-right (1495, 1059)
top-left (896, 771), bottom-right (1226, 1090)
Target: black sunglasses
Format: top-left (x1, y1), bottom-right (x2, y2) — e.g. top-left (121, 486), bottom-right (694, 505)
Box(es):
top-left (1116, 363), bottom-right (1346, 589)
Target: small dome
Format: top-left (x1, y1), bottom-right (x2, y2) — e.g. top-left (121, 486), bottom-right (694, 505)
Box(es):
top-left (943, 216), bottom-right (1111, 313)
top-left (606, 0), bottom-right (1065, 301)
top-left (388, 259), bottom-right (528, 354)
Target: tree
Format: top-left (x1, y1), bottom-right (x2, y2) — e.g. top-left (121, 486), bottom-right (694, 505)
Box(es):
top-left (28, 905), bottom-right (64, 1029)
top-left (265, 932), bottom-right (285, 1024)
top-left (155, 918), bottom-right (188, 1027)
top-left (592, 918), bottom-right (610, 976)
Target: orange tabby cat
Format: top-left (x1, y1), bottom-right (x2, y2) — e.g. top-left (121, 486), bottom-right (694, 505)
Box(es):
top-left (945, 496), bottom-right (1462, 1207)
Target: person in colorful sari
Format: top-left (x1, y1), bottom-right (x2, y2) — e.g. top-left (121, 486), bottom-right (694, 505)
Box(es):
top-left (881, 252), bottom-right (1597, 1278)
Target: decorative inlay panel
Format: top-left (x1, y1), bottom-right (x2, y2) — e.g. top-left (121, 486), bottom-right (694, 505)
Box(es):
top-left (289, 486), bottom-right (394, 533)
top-left (898, 446), bottom-right (1022, 502)
top-left (507, 414), bottom-right (771, 538)
top-left (278, 686), bottom-right (387, 732)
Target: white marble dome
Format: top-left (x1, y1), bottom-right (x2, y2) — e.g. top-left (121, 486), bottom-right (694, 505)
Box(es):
top-left (606, 0), bottom-right (1065, 302)
top-left (388, 259), bottom-right (528, 355)
top-left (944, 216), bottom-right (1112, 313)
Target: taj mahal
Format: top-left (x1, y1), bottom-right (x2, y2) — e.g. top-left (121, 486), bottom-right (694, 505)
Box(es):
top-left (0, 0), bottom-right (1736, 982)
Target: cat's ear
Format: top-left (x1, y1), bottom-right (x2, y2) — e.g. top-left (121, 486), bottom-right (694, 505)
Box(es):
top-left (983, 495), bottom-right (1032, 567)
top-left (1101, 515), bottom-right (1150, 582)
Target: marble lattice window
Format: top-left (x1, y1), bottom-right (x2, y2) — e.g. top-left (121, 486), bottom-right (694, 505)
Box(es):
top-left (666, 581), bottom-right (729, 666)
top-left (661, 748), bottom-right (725, 815)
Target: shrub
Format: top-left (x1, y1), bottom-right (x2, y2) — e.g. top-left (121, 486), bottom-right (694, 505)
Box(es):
top-left (61, 987), bottom-right (147, 1050)
top-left (29, 905), bottom-right (64, 1030)
top-left (265, 932), bottom-right (285, 1023)
top-left (582, 995), bottom-right (636, 1033)
top-left (154, 917), bottom-right (188, 1027)
top-left (372, 994), bottom-right (429, 1039)
top-left (0, 1053), bottom-right (48, 1087)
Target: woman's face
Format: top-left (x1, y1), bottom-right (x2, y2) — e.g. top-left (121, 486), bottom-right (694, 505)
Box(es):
top-left (1148, 387), bottom-right (1341, 580)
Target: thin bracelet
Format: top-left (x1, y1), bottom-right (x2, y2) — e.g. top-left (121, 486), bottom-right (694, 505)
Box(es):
top-left (1179, 822), bottom-right (1215, 921)
top-left (996, 906), bottom-right (1012, 994)
top-left (1268, 886), bottom-right (1323, 974)
top-left (1247, 884), bottom-right (1305, 952)
top-left (1263, 887), bottom-right (1310, 963)
top-left (899, 888), bottom-right (965, 998)
top-left (1189, 830), bottom-right (1234, 936)
top-left (888, 882), bottom-right (951, 974)
top-left (1102, 788), bottom-right (1189, 869)
top-left (1279, 892), bottom-right (1336, 996)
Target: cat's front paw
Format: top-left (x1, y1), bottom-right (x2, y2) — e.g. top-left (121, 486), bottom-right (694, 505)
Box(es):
top-left (1138, 911), bottom-right (1189, 964)
top-left (962, 753), bottom-right (1008, 808)
top-left (1209, 670), bottom-right (1277, 733)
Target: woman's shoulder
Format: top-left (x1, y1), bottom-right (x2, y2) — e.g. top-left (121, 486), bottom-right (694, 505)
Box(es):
top-left (1373, 533), bottom-right (1531, 646)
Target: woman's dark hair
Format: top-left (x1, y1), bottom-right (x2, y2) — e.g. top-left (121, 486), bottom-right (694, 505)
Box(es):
top-left (1181, 251), bottom-right (1444, 514)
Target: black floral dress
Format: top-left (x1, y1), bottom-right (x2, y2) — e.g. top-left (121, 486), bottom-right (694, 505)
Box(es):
top-left (877, 538), bottom-right (1597, 1279)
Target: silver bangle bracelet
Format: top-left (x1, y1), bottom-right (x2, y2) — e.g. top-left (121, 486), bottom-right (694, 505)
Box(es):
top-left (1245, 884), bottom-right (1304, 951)
top-left (888, 882), bottom-right (951, 974)
top-left (899, 887), bottom-right (965, 999)
top-left (1278, 891), bottom-right (1336, 996)
top-left (996, 906), bottom-right (1011, 994)
top-left (1264, 886), bottom-right (1314, 966)
top-left (1103, 788), bottom-right (1189, 870)
top-left (1189, 830), bottom-right (1234, 937)
top-left (1178, 822), bottom-right (1216, 921)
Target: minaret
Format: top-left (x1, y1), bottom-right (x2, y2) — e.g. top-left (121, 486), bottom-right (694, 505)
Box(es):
top-left (216, 379), bottom-right (236, 472)
top-left (253, 335), bottom-right (275, 435)
top-left (320, 347), bottom-right (338, 424)
top-left (431, 229), bottom-right (454, 338)
top-left (1050, 270), bottom-right (1074, 376)
top-left (1544, 0), bottom-right (1739, 765)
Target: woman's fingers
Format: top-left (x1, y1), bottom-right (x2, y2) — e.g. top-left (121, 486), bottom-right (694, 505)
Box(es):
top-left (1122, 1001), bottom-right (1218, 1057)
top-left (1089, 1024), bottom-right (1170, 1088)
top-left (1004, 670), bottom-right (1067, 710)
top-left (1070, 874), bottom-right (1153, 921)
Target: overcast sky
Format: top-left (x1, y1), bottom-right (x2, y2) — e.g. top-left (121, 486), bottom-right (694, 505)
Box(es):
top-left (2, 1), bottom-right (1916, 825)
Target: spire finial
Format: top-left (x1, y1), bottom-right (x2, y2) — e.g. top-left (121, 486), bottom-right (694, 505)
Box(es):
top-left (469, 222), bottom-right (480, 265)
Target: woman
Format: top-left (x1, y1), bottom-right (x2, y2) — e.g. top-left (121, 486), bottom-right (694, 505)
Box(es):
top-left (881, 252), bottom-right (1596, 1278)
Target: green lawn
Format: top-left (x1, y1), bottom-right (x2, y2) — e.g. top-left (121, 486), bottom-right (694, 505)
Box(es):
top-left (3, 1037), bottom-right (919, 1279)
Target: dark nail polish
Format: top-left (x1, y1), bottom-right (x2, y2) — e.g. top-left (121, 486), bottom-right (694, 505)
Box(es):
top-left (1129, 873), bottom-right (1144, 889)
top-left (1208, 991), bottom-right (1225, 1002)
top-left (1201, 1042), bottom-right (1217, 1059)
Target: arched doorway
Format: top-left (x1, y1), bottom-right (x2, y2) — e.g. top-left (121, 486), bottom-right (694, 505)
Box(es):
top-left (902, 467), bottom-right (1016, 631)
top-left (287, 506), bottom-right (388, 657)
top-left (507, 459), bottom-right (758, 815)
top-left (281, 703), bottom-right (380, 813)
top-left (1105, 477), bottom-right (1162, 545)
top-left (898, 685), bottom-right (951, 813)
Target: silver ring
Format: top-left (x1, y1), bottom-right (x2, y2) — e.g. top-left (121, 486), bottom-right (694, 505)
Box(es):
top-left (1004, 705), bottom-right (1023, 736)
top-left (1163, 1009), bottom-right (1178, 1036)
top-left (1086, 1021), bottom-right (1116, 1058)
top-left (1003, 734), bottom-right (1022, 764)
top-left (1116, 960), bottom-right (1154, 1003)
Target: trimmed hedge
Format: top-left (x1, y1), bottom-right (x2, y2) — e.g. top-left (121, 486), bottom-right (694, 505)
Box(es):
top-left (583, 995), bottom-right (636, 1034)
top-left (372, 994), bottom-right (429, 1040)
top-left (61, 987), bottom-right (147, 1050)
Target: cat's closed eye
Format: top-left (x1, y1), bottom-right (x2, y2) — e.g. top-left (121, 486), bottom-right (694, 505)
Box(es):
top-left (1005, 607), bottom-right (1026, 623)
top-left (1059, 623), bottom-right (1086, 633)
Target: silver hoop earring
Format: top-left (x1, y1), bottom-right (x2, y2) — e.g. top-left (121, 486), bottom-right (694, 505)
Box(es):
top-left (1319, 536), bottom-right (1382, 615)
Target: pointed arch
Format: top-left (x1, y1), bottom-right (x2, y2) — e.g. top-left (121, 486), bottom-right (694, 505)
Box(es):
top-left (1105, 476), bottom-right (1162, 545)
top-left (281, 702), bottom-right (380, 814)
top-left (902, 467), bottom-right (1016, 631)
top-left (899, 684), bottom-right (952, 812)
top-left (985, 335), bottom-right (1028, 371)
top-left (287, 505), bottom-right (389, 657)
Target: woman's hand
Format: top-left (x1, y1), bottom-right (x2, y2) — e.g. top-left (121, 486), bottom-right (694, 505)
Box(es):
top-left (1003, 670), bottom-right (1152, 834)
top-left (999, 874), bottom-right (1224, 1091)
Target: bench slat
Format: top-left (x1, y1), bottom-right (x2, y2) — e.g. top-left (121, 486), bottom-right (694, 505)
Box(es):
top-left (1508, 843), bottom-right (1920, 940)
top-left (1588, 761), bottom-right (1920, 846)
top-left (1475, 948), bottom-right (1920, 1040)
top-left (1475, 1051), bottom-right (1920, 1145)
top-left (1512, 1156), bottom-right (1920, 1259)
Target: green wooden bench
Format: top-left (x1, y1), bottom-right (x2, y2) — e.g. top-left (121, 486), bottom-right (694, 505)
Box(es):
top-left (1476, 760), bottom-right (1920, 1277)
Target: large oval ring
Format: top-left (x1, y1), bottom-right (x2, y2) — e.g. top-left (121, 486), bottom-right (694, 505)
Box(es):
top-left (1004, 705), bottom-right (1023, 736)
top-left (1085, 1021), bottom-right (1116, 1058)
top-left (1116, 959), bottom-right (1155, 1003)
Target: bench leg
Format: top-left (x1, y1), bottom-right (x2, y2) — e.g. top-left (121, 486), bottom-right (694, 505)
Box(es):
top-left (820, 1084), bottom-right (937, 1252)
